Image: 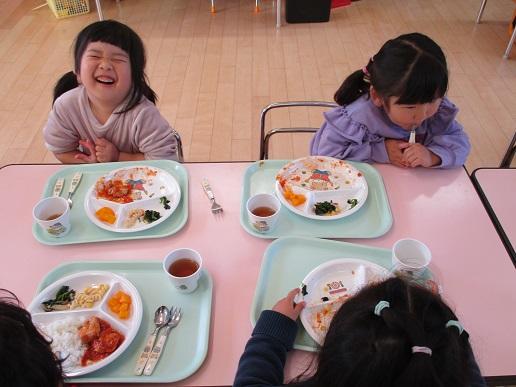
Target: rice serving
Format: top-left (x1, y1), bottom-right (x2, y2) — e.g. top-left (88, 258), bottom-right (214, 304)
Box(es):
top-left (38, 316), bottom-right (86, 369)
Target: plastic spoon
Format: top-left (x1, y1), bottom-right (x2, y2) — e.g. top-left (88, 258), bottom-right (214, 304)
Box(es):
top-left (134, 305), bottom-right (170, 375)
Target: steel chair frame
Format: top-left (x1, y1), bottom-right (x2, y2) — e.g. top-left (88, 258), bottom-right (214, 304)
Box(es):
top-left (500, 131), bottom-right (516, 168)
top-left (476, 0), bottom-right (516, 59)
top-left (259, 101), bottom-right (338, 160)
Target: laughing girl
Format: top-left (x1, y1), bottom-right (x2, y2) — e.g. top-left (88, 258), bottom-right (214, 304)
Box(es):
top-left (43, 20), bottom-right (179, 163)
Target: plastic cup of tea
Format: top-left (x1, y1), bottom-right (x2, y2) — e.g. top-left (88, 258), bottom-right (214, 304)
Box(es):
top-left (33, 196), bottom-right (71, 238)
top-left (392, 238), bottom-right (431, 277)
top-left (246, 193), bottom-right (281, 233)
top-left (163, 248), bottom-right (203, 294)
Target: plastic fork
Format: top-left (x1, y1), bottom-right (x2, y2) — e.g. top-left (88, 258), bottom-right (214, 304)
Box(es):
top-left (143, 306), bottom-right (182, 376)
top-left (202, 178), bottom-right (223, 215)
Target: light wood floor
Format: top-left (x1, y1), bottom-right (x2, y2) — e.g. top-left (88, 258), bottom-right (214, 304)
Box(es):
top-left (0, 0), bottom-right (515, 173)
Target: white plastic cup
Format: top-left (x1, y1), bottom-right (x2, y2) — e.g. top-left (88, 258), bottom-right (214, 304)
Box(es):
top-left (392, 238), bottom-right (431, 277)
top-left (33, 197), bottom-right (71, 238)
top-left (163, 248), bottom-right (203, 293)
top-left (246, 193), bottom-right (281, 233)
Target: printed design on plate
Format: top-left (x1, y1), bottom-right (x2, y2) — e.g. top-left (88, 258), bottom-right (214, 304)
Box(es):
top-left (95, 167), bottom-right (158, 203)
top-left (275, 156), bottom-right (368, 219)
top-left (299, 259), bottom-right (391, 345)
top-left (85, 166), bottom-right (181, 232)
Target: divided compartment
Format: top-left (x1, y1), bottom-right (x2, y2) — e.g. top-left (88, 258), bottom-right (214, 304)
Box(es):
top-left (101, 281), bottom-right (136, 327)
top-left (276, 180), bottom-right (368, 220)
top-left (298, 258), bottom-right (391, 345)
top-left (28, 270), bottom-right (143, 378)
top-left (29, 273), bottom-right (115, 314)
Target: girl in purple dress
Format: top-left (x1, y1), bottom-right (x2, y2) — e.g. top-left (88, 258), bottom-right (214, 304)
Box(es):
top-left (310, 33), bottom-right (470, 169)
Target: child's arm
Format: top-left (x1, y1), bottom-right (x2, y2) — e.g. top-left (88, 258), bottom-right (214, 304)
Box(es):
top-left (421, 99), bottom-right (471, 168)
top-left (233, 289), bottom-right (305, 387)
top-left (53, 140), bottom-right (97, 164)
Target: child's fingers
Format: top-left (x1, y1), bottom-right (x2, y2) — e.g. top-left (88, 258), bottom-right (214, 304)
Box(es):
top-left (75, 153), bottom-right (92, 163)
top-left (398, 142), bottom-right (411, 150)
top-left (286, 288), bottom-right (300, 301)
top-left (293, 300), bottom-right (306, 313)
top-left (79, 139), bottom-right (95, 153)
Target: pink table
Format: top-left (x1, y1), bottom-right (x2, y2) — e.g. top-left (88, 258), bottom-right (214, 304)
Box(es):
top-left (1, 163), bottom-right (515, 385)
top-left (472, 168), bottom-right (516, 265)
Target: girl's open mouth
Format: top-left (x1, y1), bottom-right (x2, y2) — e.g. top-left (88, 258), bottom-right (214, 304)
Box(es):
top-left (95, 76), bottom-right (115, 85)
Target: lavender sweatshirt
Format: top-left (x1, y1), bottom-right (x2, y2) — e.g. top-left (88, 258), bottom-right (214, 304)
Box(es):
top-left (310, 95), bottom-right (470, 168)
top-left (43, 86), bottom-right (178, 160)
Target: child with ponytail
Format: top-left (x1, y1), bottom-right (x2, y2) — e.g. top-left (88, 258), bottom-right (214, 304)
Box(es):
top-left (44, 20), bottom-right (178, 163)
top-left (234, 277), bottom-right (486, 387)
top-left (310, 33), bottom-right (470, 169)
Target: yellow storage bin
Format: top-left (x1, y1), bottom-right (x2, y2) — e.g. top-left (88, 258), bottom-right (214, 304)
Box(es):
top-left (46, 0), bottom-right (90, 19)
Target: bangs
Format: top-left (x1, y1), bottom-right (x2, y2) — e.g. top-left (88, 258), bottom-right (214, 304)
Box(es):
top-left (87, 26), bottom-right (133, 56)
top-left (395, 55), bottom-right (448, 104)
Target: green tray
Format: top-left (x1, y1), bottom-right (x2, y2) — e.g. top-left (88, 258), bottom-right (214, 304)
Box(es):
top-left (32, 160), bottom-right (188, 245)
top-left (35, 260), bottom-right (212, 383)
top-left (240, 160), bottom-right (392, 239)
top-left (250, 236), bottom-right (430, 352)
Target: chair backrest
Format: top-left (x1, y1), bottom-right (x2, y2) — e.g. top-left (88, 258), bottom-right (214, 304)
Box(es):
top-left (259, 101), bottom-right (337, 160)
top-left (500, 131), bottom-right (516, 167)
top-left (172, 128), bottom-right (184, 162)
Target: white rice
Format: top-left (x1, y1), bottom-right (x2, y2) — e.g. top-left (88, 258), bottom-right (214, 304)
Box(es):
top-left (38, 316), bottom-right (86, 369)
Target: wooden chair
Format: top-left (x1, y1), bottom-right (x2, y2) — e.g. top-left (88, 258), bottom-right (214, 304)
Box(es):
top-left (500, 131), bottom-right (516, 167)
top-left (259, 101), bottom-right (338, 160)
top-left (476, 0), bottom-right (516, 59)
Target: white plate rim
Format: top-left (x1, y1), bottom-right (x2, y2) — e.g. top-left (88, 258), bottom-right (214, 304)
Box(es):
top-left (299, 258), bottom-right (391, 345)
top-left (275, 157), bottom-right (368, 220)
top-left (28, 270), bottom-right (143, 377)
top-left (84, 166), bottom-right (181, 233)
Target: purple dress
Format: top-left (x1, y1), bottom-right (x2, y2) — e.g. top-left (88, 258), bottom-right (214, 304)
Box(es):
top-left (310, 95), bottom-right (470, 168)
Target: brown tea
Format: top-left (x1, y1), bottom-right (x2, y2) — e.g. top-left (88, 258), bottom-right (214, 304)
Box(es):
top-left (168, 258), bottom-right (199, 277)
top-left (45, 213), bottom-right (63, 221)
top-left (251, 206), bottom-right (276, 217)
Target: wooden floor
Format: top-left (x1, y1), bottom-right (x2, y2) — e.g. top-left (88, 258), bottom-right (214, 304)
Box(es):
top-left (0, 0), bottom-right (515, 172)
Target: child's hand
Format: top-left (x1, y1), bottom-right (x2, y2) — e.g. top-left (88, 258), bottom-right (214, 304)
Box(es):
top-left (385, 139), bottom-right (407, 168)
top-left (272, 288), bottom-right (305, 321)
top-left (399, 143), bottom-right (441, 168)
top-left (74, 139), bottom-right (97, 163)
top-left (95, 138), bottom-right (120, 163)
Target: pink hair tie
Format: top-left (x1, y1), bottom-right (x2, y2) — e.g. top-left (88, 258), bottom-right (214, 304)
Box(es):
top-left (362, 66), bottom-right (370, 76)
top-left (412, 346), bottom-right (432, 356)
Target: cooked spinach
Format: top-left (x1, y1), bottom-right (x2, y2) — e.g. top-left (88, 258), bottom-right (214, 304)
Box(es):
top-left (160, 196), bottom-right (171, 210)
top-left (143, 210), bottom-right (161, 223)
top-left (41, 286), bottom-right (76, 312)
top-left (347, 198), bottom-right (358, 209)
top-left (314, 201), bottom-right (338, 215)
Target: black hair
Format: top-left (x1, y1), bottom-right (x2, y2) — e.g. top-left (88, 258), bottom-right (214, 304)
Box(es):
top-left (0, 289), bottom-right (64, 387)
top-left (52, 20), bottom-right (157, 112)
top-left (334, 32), bottom-right (448, 106)
top-left (307, 277), bottom-right (471, 387)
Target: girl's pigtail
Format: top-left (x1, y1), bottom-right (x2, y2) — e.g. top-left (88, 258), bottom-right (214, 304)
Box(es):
top-left (334, 69), bottom-right (369, 106)
top-left (53, 71), bottom-right (79, 105)
top-left (378, 303), bottom-right (444, 387)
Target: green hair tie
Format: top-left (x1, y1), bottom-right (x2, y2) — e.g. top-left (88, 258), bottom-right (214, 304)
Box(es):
top-left (445, 320), bottom-right (464, 335)
top-left (374, 300), bottom-right (390, 316)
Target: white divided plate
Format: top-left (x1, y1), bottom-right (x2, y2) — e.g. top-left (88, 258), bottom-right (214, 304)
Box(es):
top-left (28, 271), bottom-right (143, 377)
top-left (275, 156), bottom-right (368, 220)
top-left (84, 166), bottom-right (181, 232)
top-left (298, 258), bottom-right (391, 345)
